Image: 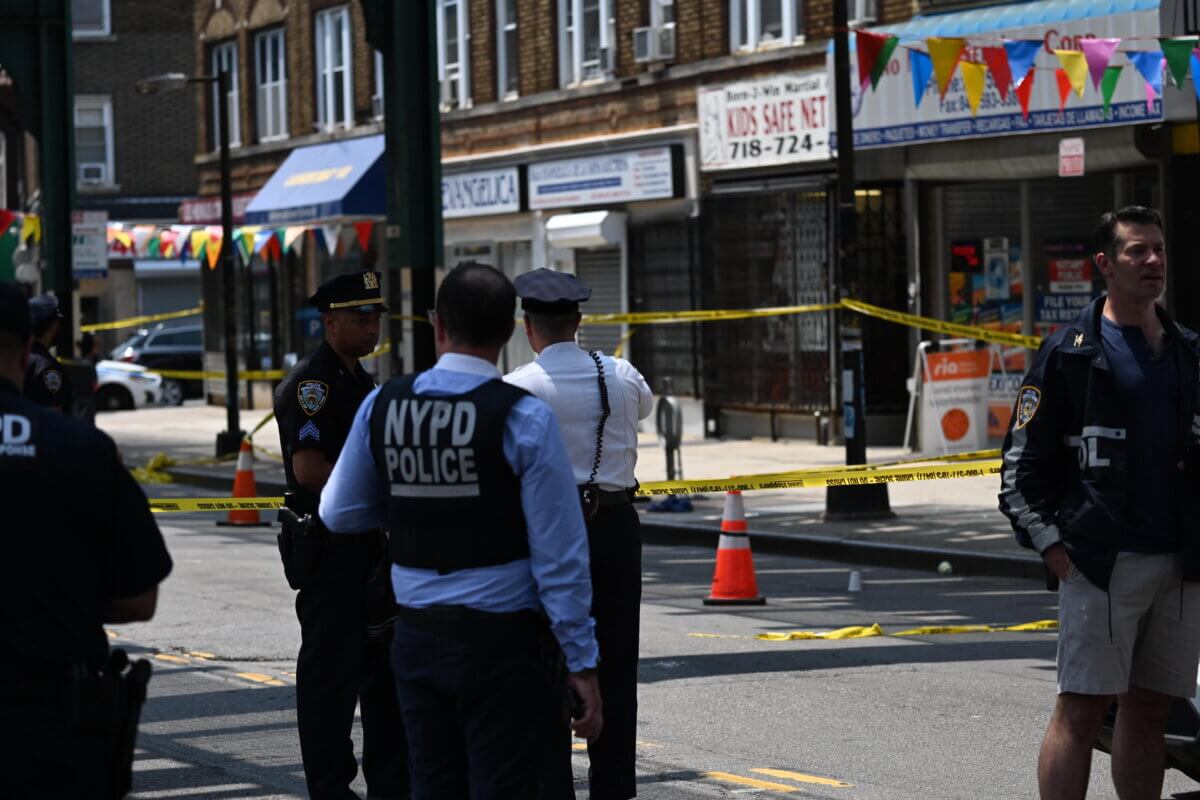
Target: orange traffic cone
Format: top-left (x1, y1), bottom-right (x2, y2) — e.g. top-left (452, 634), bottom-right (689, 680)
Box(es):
top-left (217, 439), bottom-right (271, 527)
top-left (703, 491), bottom-right (765, 605)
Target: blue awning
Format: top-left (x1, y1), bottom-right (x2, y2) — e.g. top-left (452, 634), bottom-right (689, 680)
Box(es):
top-left (834, 0), bottom-right (1159, 49)
top-left (244, 135), bottom-right (385, 225)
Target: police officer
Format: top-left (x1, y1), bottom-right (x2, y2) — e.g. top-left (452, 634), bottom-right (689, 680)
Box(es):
top-left (319, 261), bottom-right (603, 798)
top-left (505, 269), bottom-right (653, 800)
top-left (0, 281), bottom-right (173, 797)
top-left (274, 271), bottom-right (409, 800)
top-left (26, 293), bottom-right (75, 414)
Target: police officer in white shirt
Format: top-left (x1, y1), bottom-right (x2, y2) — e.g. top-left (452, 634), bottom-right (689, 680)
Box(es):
top-left (506, 269), bottom-right (653, 800)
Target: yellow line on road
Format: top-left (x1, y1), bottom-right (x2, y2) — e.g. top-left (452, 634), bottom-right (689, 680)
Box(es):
top-left (752, 768), bottom-right (853, 787)
top-left (153, 653), bottom-right (189, 664)
top-left (702, 771), bottom-right (799, 792)
top-left (235, 672), bottom-right (286, 687)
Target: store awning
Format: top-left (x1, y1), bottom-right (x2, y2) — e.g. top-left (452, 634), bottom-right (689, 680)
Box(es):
top-left (244, 135), bottom-right (385, 225)
top-left (856, 0), bottom-right (1157, 40)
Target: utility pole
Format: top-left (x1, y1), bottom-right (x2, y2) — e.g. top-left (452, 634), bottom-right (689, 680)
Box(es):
top-left (825, 1), bottom-right (893, 521)
top-left (362, 0), bottom-right (441, 373)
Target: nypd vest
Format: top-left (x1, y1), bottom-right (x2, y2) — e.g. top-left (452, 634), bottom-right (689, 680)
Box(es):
top-left (370, 374), bottom-right (530, 572)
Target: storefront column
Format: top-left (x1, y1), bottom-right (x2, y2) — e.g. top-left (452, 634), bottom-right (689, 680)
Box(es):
top-left (903, 176), bottom-right (920, 360)
top-left (1020, 180), bottom-right (1034, 337)
top-left (931, 186), bottom-right (947, 322)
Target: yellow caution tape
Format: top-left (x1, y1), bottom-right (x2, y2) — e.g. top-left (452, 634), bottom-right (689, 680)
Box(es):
top-left (81, 306), bottom-right (203, 333)
top-left (149, 497), bottom-right (285, 513)
top-left (147, 368), bottom-right (288, 381)
top-left (582, 303), bottom-right (841, 326)
top-left (635, 459), bottom-right (1001, 496)
top-left (732, 449), bottom-right (1001, 481)
top-left (246, 409), bottom-right (276, 438)
top-left (752, 619), bottom-right (1057, 642)
top-left (841, 299), bottom-right (1042, 349)
top-left (612, 326), bottom-right (639, 359)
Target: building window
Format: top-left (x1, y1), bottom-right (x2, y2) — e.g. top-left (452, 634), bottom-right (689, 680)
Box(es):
top-left (559, 0), bottom-right (613, 86)
top-left (730, 0), bottom-right (804, 51)
top-left (496, 0), bottom-right (519, 99)
top-left (651, 0), bottom-right (675, 27)
top-left (848, 0), bottom-right (878, 26)
top-left (254, 28), bottom-right (288, 142)
top-left (210, 40), bottom-right (241, 149)
top-left (315, 5), bottom-right (354, 130)
top-left (373, 49), bottom-right (385, 119)
top-left (71, 0), bottom-right (110, 37)
top-left (437, 0), bottom-right (470, 110)
top-left (74, 96), bottom-right (114, 188)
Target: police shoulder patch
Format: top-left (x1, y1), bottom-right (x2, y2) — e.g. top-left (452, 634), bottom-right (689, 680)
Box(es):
top-left (1014, 385), bottom-right (1041, 430)
top-left (43, 369), bottom-right (62, 394)
top-left (297, 380), bottom-right (329, 416)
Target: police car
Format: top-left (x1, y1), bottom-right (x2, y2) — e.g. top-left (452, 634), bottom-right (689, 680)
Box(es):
top-left (95, 359), bottom-right (163, 411)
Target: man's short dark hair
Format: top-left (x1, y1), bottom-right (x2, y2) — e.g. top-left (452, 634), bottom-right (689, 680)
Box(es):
top-left (1095, 206), bottom-right (1164, 260)
top-left (436, 261), bottom-right (516, 348)
top-left (526, 311), bottom-right (580, 341)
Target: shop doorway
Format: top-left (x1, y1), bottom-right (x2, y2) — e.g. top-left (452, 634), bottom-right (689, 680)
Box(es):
top-left (576, 246), bottom-right (623, 355)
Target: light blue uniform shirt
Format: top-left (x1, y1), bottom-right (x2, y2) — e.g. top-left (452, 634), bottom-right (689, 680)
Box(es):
top-left (319, 352), bottom-right (599, 672)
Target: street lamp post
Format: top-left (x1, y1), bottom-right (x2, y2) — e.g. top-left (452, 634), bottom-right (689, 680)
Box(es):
top-left (137, 71), bottom-right (244, 455)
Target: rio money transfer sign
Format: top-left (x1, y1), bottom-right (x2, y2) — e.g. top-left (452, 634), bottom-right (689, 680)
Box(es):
top-left (698, 71), bottom-right (831, 171)
top-left (920, 347), bottom-right (991, 453)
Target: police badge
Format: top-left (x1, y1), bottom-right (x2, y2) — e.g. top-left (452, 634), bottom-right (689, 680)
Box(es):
top-left (43, 369), bottom-right (62, 394)
top-left (297, 380), bottom-right (328, 416)
top-left (363, 272), bottom-right (379, 291)
top-left (1014, 385), bottom-right (1041, 430)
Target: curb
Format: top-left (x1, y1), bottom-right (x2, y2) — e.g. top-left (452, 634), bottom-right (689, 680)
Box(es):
top-left (161, 467), bottom-right (1043, 581)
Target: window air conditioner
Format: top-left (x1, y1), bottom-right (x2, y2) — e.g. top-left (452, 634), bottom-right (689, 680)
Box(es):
top-left (79, 163), bottom-right (108, 184)
top-left (658, 25), bottom-right (676, 60)
top-left (633, 26), bottom-right (676, 63)
top-left (439, 78), bottom-right (460, 110)
top-left (598, 46), bottom-right (613, 73)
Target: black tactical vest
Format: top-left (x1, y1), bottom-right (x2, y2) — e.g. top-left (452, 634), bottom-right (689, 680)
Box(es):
top-left (370, 373), bottom-right (530, 572)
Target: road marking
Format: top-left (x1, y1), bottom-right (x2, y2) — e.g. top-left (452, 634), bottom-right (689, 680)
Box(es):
top-left (703, 771), bottom-right (799, 792)
top-left (187, 651), bottom-right (215, 660)
top-left (235, 672), bottom-right (286, 687)
top-left (152, 653), bottom-right (189, 664)
top-left (128, 783), bottom-right (260, 798)
top-left (752, 768), bottom-right (853, 787)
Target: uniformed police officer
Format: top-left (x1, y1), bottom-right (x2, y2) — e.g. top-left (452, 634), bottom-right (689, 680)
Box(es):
top-left (319, 261), bottom-right (603, 799)
top-left (25, 293), bottom-right (75, 414)
top-left (0, 281), bottom-right (173, 797)
top-left (505, 269), bottom-right (653, 800)
top-left (274, 271), bottom-right (409, 800)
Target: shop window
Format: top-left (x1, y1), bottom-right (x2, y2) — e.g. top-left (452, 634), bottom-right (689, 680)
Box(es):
top-left (558, 0), bottom-right (613, 86)
top-left (496, 0), bottom-right (519, 99)
top-left (74, 96), bottom-right (114, 188)
top-left (315, 5), bottom-right (354, 130)
top-left (730, 0), bottom-right (804, 52)
top-left (72, 0), bottom-right (110, 37)
top-left (438, 0), bottom-right (471, 110)
top-left (254, 28), bottom-right (288, 142)
top-left (210, 40), bottom-right (242, 149)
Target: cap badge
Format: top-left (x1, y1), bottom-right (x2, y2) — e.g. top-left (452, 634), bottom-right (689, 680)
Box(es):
top-left (363, 272), bottom-right (379, 291)
top-left (298, 380), bottom-right (328, 416)
top-left (1073, 333), bottom-right (1084, 348)
top-left (43, 370), bottom-right (62, 394)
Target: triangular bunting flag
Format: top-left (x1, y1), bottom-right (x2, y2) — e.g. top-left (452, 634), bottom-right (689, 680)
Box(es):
top-left (1080, 38), bottom-right (1120, 91)
top-left (856, 30), bottom-right (889, 90)
top-left (1015, 68), bottom-right (1035, 120)
top-left (909, 49), bottom-right (934, 108)
top-left (1003, 40), bottom-right (1041, 87)
top-left (337, 225), bottom-right (358, 255)
top-left (961, 61), bottom-right (986, 116)
top-left (19, 214), bottom-right (40, 244)
top-left (132, 225), bottom-right (155, 256)
top-left (982, 47), bottom-right (1013, 101)
top-left (928, 37), bottom-right (966, 99)
top-left (1161, 37), bottom-right (1198, 88)
top-left (190, 229), bottom-right (209, 261)
top-left (1056, 68), bottom-right (1073, 111)
top-left (252, 229), bottom-right (275, 255)
top-left (354, 221), bottom-right (375, 252)
top-left (1145, 80), bottom-right (1156, 113)
top-left (159, 229), bottom-right (177, 258)
top-left (320, 225), bottom-right (340, 256)
top-left (870, 36), bottom-right (899, 90)
top-left (0, 209), bottom-right (13, 235)
top-left (206, 239), bottom-right (222, 270)
top-left (284, 226), bottom-right (307, 254)
top-left (1192, 49), bottom-right (1200, 102)
top-left (1100, 65), bottom-right (1122, 116)
top-left (238, 226), bottom-right (259, 262)
top-left (1128, 51), bottom-right (1164, 100)
top-left (147, 234), bottom-right (162, 259)
top-left (1054, 50), bottom-right (1088, 97)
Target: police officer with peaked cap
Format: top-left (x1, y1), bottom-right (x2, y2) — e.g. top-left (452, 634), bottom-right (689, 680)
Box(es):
top-left (319, 261), bottom-right (603, 798)
top-left (26, 293), bottom-right (75, 414)
top-left (274, 270), bottom-right (409, 799)
top-left (505, 268), bottom-right (653, 799)
top-left (0, 281), bottom-right (173, 797)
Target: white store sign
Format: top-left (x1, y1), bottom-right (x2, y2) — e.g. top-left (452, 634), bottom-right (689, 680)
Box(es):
top-left (832, 9), bottom-right (1162, 150)
top-left (698, 72), bottom-right (832, 171)
top-left (442, 167), bottom-right (521, 219)
top-left (527, 147), bottom-right (675, 210)
top-left (72, 210), bottom-right (108, 280)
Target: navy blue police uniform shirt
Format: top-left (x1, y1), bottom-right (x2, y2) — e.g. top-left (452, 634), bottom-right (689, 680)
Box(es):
top-left (0, 378), bottom-right (172, 670)
top-left (1099, 314), bottom-right (1180, 552)
top-left (25, 341), bottom-right (74, 414)
top-left (274, 340), bottom-right (376, 509)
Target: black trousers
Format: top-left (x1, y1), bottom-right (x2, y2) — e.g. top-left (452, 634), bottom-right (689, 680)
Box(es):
top-left (295, 533), bottom-right (410, 799)
top-left (0, 698), bottom-right (107, 799)
top-left (546, 502), bottom-right (642, 800)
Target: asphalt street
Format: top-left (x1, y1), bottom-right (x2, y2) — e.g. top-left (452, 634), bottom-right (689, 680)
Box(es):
top-left (114, 483), bottom-right (1200, 799)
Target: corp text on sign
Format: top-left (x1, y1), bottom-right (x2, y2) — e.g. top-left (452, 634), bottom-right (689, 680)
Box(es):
top-left (527, 147), bottom-right (675, 210)
top-left (698, 72), bottom-right (831, 171)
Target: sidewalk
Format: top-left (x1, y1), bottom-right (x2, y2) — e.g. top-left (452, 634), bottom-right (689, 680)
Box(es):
top-left (100, 403), bottom-right (1037, 580)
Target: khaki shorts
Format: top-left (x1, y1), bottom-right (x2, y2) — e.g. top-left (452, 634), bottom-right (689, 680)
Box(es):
top-left (1058, 552), bottom-right (1200, 697)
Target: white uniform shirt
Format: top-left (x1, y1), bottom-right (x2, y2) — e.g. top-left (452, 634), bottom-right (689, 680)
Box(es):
top-left (505, 342), bottom-right (654, 491)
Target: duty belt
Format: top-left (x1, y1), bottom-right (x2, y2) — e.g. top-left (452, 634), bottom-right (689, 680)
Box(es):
top-left (591, 488), bottom-right (634, 508)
